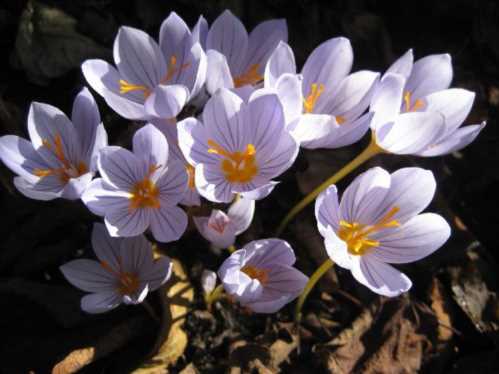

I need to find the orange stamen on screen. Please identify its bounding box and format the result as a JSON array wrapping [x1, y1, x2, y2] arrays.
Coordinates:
[[241, 265, 269, 284], [233, 64, 263, 88], [303, 83, 325, 113], [128, 164, 161, 211], [403, 91, 425, 112]]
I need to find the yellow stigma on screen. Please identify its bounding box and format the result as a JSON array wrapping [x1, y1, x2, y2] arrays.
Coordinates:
[[403, 91, 425, 112], [161, 55, 191, 84], [207, 139, 258, 184], [233, 64, 263, 88], [185, 164, 195, 190], [34, 134, 88, 183], [241, 265, 269, 285], [303, 83, 325, 113], [100, 260, 140, 295], [119, 80, 151, 99], [129, 164, 161, 211], [336, 115, 346, 125], [338, 206, 400, 255]]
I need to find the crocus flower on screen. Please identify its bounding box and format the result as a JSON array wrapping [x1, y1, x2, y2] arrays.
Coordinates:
[[315, 167, 451, 297], [178, 88, 299, 203], [82, 124, 188, 242], [370, 50, 485, 156], [205, 10, 287, 97], [82, 12, 206, 121], [0, 88, 107, 200], [60, 223, 172, 314], [201, 269, 217, 295], [151, 119, 200, 206], [264, 39, 379, 149], [218, 239, 308, 313], [194, 195, 255, 248]]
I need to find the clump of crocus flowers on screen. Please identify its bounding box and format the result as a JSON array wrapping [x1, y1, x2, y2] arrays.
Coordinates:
[[0, 9, 485, 328]]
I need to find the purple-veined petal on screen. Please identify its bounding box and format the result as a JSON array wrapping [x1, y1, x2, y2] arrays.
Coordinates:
[[156, 159, 188, 207], [13, 177, 60, 201], [257, 129, 299, 181], [205, 49, 234, 94], [385, 49, 413, 80], [245, 239, 296, 268], [98, 146, 142, 190], [113, 26, 166, 88], [91, 222, 123, 272], [81, 178, 131, 216], [417, 122, 486, 156], [184, 43, 207, 98], [194, 210, 237, 248], [105, 202, 151, 238], [405, 53, 453, 99], [239, 181, 279, 200], [120, 234, 152, 274], [315, 185, 341, 236], [369, 213, 450, 264], [60, 259, 117, 293], [264, 41, 296, 88], [324, 227, 353, 270], [122, 283, 149, 304], [370, 73, 405, 130], [228, 195, 255, 234], [339, 167, 391, 225], [351, 256, 412, 297], [132, 123, 169, 175], [81, 291, 122, 314], [149, 205, 188, 242], [206, 9, 248, 75], [195, 163, 234, 203], [375, 111, 446, 154], [192, 15, 208, 48], [60, 172, 93, 200], [159, 12, 191, 68], [274, 73, 303, 125], [141, 256, 172, 291], [301, 37, 353, 112], [177, 117, 219, 166], [144, 84, 189, 119]]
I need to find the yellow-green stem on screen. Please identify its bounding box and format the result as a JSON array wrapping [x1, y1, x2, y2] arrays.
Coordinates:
[[205, 284, 225, 308], [228, 245, 237, 253], [295, 258, 334, 324], [276, 138, 382, 236]]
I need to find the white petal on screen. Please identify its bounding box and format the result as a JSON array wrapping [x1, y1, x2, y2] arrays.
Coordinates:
[[132, 123, 169, 174], [406, 54, 453, 99], [385, 49, 413, 80], [264, 41, 296, 88], [324, 227, 353, 270], [275, 73, 303, 124], [228, 196, 255, 234], [60, 172, 93, 200], [81, 178, 131, 216], [144, 84, 189, 119], [315, 185, 341, 236], [370, 73, 405, 130], [205, 49, 234, 94]]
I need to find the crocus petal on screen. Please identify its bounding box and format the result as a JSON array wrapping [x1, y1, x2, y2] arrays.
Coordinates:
[[315, 185, 341, 236], [351, 257, 412, 297], [159, 12, 191, 67], [98, 146, 142, 190], [375, 111, 446, 155], [206, 10, 248, 74], [195, 163, 234, 203], [417, 122, 486, 157], [105, 203, 151, 238], [123, 283, 149, 305], [257, 130, 299, 181], [91, 222, 122, 272], [264, 41, 296, 88], [405, 54, 453, 99], [369, 213, 450, 264], [71, 87, 104, 168], [81, 291, 121, 314], [60, 259, 116, 293], [227, 196, 255, 234], [82, 59, 147, 120], [28, 102, 80, 168], [81, 178, 131, 216], [194, 211, 236, 248], [177, 117, 218, 166], [13, 177, 60, 201], [201, 269, 217, 294], [274, 73, 303, 124], [371, 167, 436, 224], [301, 37, 353, 111], [244, 19, 288, 75], [156, 159, 188, 207], [339, 167, 391, 225], [239, 181, 278, 201], [185, 43, 207, 98], [144, 84, 189, 119], [192, 15, 208, 47], [0, 135, 48, 183], [385, 49, 413, 80], [370, 73, 405, 130], [113, 26, 166, 88], [60, 172, 93, 200], [324, 227, 354, 270], [245, 239, 296, 268], [290, 113, 334, 147], [132, 124, 169, 174], [141, 256, 172, 291], [205, 49, 234, 94], [120, 234, 152, 274], [422, 88, 475, 136], [149, 205, 188, 242]]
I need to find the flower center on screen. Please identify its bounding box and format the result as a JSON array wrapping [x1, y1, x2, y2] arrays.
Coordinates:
[[303, 83, 325, 113], [129, 164, 161, 211], [338, 206, 400, 255], [233, 64, 263, 88], [119, 55, 190, 99], [100, 260, 140, 295], [33, 134, 88, 183], [403, 91, 425, 112], [241, 265, 269, 285], [207, 139, 258, 184]]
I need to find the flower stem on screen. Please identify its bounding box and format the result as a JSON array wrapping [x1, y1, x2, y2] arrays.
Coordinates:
[[276, 138, 382, 236], [295, 258, 334, 324], [228, 245, 236, 253], [205, 284, 225, 309]]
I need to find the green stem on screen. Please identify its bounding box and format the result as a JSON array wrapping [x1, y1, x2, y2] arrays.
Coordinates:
[[205, 284, 225, 309], [276, 139, 382, 236], [228, 245, 237, 253], [295, 258, 334, 324]]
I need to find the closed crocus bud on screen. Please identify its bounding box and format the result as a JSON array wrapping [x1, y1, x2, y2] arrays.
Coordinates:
[[201, 269, 217, 295]]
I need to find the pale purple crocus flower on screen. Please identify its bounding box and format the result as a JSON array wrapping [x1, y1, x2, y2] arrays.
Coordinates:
[[315, 167, 451, 297], [178, 88, 299, 203], [218, 239, 308, 313], [194, 195, 255, 249], [0, 88, 107, 200], [151, 119, 200, 206], [370, 50, 485, 156], [81, 124, 188, 242], [264, 39, 379, 149], [205, 9, 287, 97], [82, 12, 207, 121], [60, 223, 172, 314]]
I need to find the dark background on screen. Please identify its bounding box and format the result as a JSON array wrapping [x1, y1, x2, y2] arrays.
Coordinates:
[[0, 0, 497, 373]]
